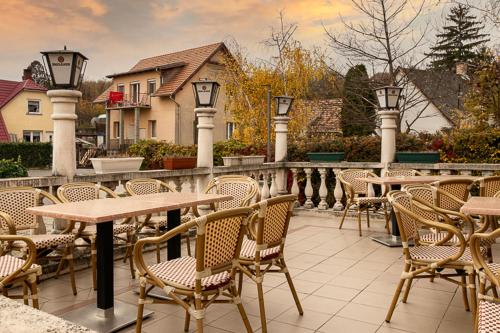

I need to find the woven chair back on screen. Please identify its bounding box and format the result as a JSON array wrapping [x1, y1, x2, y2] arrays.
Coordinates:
[[57, 182, 117, 203], [125, 178, 175, 196], [479, 176, 500, 198], [205, 175, 260, 210], [403, 185, 439, 222], [387, 191, 420, 242], [433, 179, 474, 212], [194, 207, 251, 274], [338, 169, 369, 196], [0, 187, 57, 231], [470, 229, 500, 289], [385, 169, 422, 177], [254, 195, 296, 247]]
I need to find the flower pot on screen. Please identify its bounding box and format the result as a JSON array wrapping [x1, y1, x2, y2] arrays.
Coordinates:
[[240, 155, 265, 165], [222, 156, 241, 167], [307, 152, 345, 162], [396, 152, 440, 163], [90, 157, 144, 174], [163, 157, 197, 170]]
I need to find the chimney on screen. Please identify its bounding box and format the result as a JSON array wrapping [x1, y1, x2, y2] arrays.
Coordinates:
[[455, 62, 468, 76], [22, 67, 32, 81]]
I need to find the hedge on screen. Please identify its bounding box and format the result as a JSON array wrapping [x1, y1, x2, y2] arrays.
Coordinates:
[[0, 157, 28, 178], [0, 142, 52, 168]]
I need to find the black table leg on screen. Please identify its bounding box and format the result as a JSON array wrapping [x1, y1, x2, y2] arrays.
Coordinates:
[[96, 221, 114, 313], [167, 209, 181, 260]]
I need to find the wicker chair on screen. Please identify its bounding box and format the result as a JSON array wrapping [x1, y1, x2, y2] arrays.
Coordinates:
[[238, 194, 303, 333], [134, 207, 254, 333], [432, 178, 476, 212], [193, 175, 261, 217], [385, 190, 479, 322], [470, 229, 500, 333], [125, 178, 192, 260], [338, 169, 390, 236], [0, 187, 77, 295], [57, 182, 135, 290], [0, 235, 41, 308], [479, 176, 500, 230], [385, 169, 423, 177]]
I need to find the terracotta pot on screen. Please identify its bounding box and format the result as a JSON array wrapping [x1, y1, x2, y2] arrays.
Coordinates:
[[163, 157, 197, 170]]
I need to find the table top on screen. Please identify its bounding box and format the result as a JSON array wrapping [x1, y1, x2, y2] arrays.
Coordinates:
[[0, 295, 96, 333], [460, 197, 500, 216], [356, 175, 479, 186], [27, 192, 232, 223]]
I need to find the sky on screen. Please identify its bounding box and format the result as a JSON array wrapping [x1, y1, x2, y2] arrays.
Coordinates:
[[0, 0, 498, 81]]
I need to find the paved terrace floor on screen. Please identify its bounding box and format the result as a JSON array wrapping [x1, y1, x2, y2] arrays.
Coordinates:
[[31, 214, 483, 333]]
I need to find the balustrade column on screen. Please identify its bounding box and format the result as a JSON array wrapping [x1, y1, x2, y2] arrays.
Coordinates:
[[333, 169, 344, 211], [290, 168, 300, 207], [439, 169, 451, 175], [270, 171, 278, 197], [318, 168, 328, 210], [261, 172, 270, 199], [304, 168, 314, 209]]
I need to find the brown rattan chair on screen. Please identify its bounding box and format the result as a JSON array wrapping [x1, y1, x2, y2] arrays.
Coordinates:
[[432, 178, 476, 212], [385, 169, 423, 177], [0, 235, 41, 308], [0, 187, 77, 295], [57, 182, 135, 290], [125, 178, 192, 260], [385, 190, 479, 322], [238, 194, 303, 333], [134, 207, 254, 333], [470, 229, 500, 333], [479, 176, 500, 230], [338, 169, 390, 236], [193, 175, 261, 217]]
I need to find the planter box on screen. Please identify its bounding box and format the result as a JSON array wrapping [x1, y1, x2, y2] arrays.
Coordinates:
[[90, 157, 144, 174], [222, 156, 266, 167], [163, 157, 197, 170], [396, 152, 440, 163], [307, 152, 345, 162]]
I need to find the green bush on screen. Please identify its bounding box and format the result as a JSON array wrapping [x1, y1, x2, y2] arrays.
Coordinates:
[[344, 136, 381, 162], [440, 127, 500, 163], [0, 142, 52, 168], [0, 157, 28, 178]]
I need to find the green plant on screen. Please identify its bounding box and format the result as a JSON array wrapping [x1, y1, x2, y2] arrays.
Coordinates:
[[0, 142, 52, 168], [306, 137, 344, 152], [440, 127, 500, 163], [0, 157, 28, 178]]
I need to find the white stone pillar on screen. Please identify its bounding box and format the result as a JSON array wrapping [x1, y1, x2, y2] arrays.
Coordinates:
[[378, 109, 399, 168], [196, 107, 216, 193], [274, 116, 290, 195], [48, 90, 81, 181]]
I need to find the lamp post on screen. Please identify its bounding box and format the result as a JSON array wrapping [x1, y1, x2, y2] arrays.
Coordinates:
[[274, 95, 293, 195], [192, 79, 220, 192], [41, 47, 87, 180], [375, 86, 402, 168]]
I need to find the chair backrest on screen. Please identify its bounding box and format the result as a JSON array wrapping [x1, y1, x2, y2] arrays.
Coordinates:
[[387, 191, 420, 243], [402, 184, 440, 222], [252, 194, 296, 254], [338, 169, 371, 196], [194, 207, 252, 280], [479, 176, 500, 198], [385, 169, 422, 177], [57, 182, 117, 203], [125, 178, 176, 196], [432, 178, 474, 212], [470, 229, 500, 289], [0, 187, 59, 231], [205, 175, 260, 210]]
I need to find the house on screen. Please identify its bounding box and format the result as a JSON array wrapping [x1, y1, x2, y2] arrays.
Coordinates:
[[94, 42, 232, 149], [0, 69, 52, 142], [306, 99, 342, 137]]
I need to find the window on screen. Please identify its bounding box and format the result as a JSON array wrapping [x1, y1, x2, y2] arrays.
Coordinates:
[[226, 122, 235, 139], [23, 130, 41, 142], [148, 120, 157, 138], [27, 100, 41, 114], [113, 122, 120, 138], [130, 82, 140, 103], [117, 84, 125, 93], [147, 80, 156, 95], [45, 131, 53, 142]]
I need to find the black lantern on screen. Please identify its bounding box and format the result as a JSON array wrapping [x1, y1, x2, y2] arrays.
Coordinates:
[[274, 95, 294, 116], [375, 86, 402, 109], [41, 46, 88, 89], [192, 80, 220, 108]]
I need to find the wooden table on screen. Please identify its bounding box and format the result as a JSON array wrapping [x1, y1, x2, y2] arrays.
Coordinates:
[[27, 192, 231, 333], [460, 197, 500, 216]]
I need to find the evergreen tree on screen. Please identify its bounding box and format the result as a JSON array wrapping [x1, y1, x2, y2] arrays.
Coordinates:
[[427, 4, 490, 70], [341, 64, 376, 136]]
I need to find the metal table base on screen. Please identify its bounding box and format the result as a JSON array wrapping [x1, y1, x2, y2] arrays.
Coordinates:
[[370, 234, 402, 247]]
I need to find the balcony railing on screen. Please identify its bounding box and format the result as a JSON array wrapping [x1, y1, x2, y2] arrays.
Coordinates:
[[106, 93, 151, 109]]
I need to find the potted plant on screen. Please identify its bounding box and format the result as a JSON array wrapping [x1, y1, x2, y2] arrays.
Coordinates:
[[90, 155, 144, 174], [395, 134, 441, 163], [306, 138, 345, 162], [163, 154, 197, 170]]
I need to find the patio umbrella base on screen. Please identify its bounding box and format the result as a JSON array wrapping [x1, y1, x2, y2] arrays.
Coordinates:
[[370, 234, 402, 247], [61, 300, 153, 333]]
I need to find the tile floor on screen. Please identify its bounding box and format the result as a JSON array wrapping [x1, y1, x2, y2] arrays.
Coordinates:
[[32, 214, 483, 333]]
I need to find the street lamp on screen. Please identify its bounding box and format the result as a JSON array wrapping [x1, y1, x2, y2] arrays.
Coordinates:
[[375, 86, 402, 109], [192, 80, 220, 108], [274, 95, 294, 116], [41, 46, 88, 89]]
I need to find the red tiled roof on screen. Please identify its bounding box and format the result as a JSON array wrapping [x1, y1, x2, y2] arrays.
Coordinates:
[[307, 99, 343, 135], [0, 79, 47, 142]]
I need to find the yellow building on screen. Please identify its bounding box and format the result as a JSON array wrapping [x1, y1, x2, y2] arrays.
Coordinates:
[[94, 42, 234, 149], [0, 72, 53, 142]]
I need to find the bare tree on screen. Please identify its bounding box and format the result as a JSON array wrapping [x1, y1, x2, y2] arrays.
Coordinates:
[[451, 0, 500, 26]]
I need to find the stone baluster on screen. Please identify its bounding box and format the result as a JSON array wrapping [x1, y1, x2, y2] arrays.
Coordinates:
[[333, 169, 344, 211], [318, 168, 329, 210], [290, 168, 300, 207], [461, 170, 472, 176], [420, 169, 431, 175], [269, 170, 278, 197], [482, 171, 493, 177], [261, 172, 270, 200], [439, 169, 451, 175], [173, 177, 183, 193], [189, 176, 196, 193], [304, 168, 314, 209]]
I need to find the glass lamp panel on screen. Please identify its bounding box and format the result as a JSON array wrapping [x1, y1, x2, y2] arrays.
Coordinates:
[[47, 52, 73, 86], [376, 88, 387, 109], [277, 97, 291, 115], [210, 83, 220, 107], [387, 88, 401, 108], [73, 54, 85, 87], [195, 82, 213, 106]]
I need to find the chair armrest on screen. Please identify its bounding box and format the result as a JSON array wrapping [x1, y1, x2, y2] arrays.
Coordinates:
[[0, 235, 37, 288], [470, 229, 500, 288], [246, 211, 259, 240], [0, 212, 16, 235]]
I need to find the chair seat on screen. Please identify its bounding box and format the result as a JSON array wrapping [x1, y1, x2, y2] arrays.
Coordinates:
[[354, 196, 388, 204], [420, 231, 495, 247], [0, 254, 41, 278], [239, 238, 280, 261], [149, 256, 230, 290], [77, 224, 134, 236], [409, 245, 483, 264], [486, 263, 500, 279], [13, 233, 75, 250], [478, 299, 500, 333]]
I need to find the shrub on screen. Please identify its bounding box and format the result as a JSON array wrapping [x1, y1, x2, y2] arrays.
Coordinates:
[[440, 127, 500, 163], [0, 157, 28, 178], [344, 136, 381, 162], [0, 142, 52, 168]]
